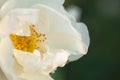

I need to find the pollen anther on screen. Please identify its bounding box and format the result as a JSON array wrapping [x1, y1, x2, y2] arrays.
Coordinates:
[[10, 24, 47, 54]]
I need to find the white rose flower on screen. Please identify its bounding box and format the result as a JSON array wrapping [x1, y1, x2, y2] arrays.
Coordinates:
[[0, 0, 90, 80]]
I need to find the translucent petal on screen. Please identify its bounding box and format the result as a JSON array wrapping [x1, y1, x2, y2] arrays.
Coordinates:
[[68, 23, 90, 61], [75, 23, 90, 47]]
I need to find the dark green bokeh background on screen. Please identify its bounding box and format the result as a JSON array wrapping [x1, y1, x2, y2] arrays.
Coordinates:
[[53, 0, 120, 80]]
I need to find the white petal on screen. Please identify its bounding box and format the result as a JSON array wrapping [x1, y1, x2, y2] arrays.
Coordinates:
[[0, 0, 65, 18], [51, 49, 70, 67], [33, 4, 79, 36], [0, 37, 13, 76], [14, 50, 41, 73], [14, 50, 53, 80], [0, 13, 19, 35], [39, 49, 70, 74], [68, 23, 90, 61], [75, 23, 90, 47], [0, 8, 48, 36], [0, 37, 21, 80], [33, 4, 89, 61]]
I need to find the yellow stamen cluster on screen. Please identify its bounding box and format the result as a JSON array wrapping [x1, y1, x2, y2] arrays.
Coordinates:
[[10, 24, 47, 54]]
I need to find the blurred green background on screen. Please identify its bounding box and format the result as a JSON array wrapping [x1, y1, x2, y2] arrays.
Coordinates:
[[52, 0, 120, 80]]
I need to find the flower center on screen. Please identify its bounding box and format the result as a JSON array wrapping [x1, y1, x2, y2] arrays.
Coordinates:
[[10, 24, 47, 54]]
